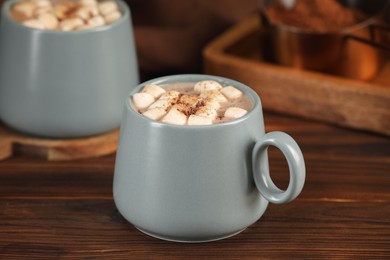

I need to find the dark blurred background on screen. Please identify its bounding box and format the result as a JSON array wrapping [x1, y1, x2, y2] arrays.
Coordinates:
[[125, 0, 258, 80]]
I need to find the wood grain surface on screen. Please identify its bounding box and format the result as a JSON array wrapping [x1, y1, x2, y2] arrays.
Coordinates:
[[0, 112, 389, 259], [204, 16, 390, 136]]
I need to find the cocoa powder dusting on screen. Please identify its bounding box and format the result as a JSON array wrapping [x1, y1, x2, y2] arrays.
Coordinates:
[[177, 94, 203, 116], [264, 0, 367, 32]]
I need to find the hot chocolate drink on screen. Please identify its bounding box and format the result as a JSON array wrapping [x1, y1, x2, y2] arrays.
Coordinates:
[[131, 80, 252, 125]]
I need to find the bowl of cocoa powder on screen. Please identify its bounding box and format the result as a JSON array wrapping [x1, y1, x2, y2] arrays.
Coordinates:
[[260, 0, 390, 80]]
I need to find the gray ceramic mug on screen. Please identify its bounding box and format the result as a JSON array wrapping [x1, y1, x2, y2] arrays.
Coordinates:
[[0, 0, 139, 138], [113, 74, 305, 242]]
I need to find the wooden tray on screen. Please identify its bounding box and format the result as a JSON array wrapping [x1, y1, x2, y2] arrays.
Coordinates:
[[204, 16, 390, 136], [0, 123, 119, 161]]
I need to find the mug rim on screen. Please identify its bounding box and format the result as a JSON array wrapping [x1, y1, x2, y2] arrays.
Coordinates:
[[1, 0, 130, 34], [125, 74, 262, 129]]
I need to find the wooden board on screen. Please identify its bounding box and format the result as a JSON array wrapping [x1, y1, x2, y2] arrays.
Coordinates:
[[203, 16, 390, 136], [0, 123, 119, 161]]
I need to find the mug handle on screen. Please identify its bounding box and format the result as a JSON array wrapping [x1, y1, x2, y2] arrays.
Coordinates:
[[252, 131, 305, 204]]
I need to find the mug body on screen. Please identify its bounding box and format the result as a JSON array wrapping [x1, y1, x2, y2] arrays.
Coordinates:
[[0, 0, 139, 138], [113, 74, 269, 242]]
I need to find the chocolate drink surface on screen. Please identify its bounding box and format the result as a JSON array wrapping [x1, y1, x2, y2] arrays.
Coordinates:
[[131, 80, 253, 126]]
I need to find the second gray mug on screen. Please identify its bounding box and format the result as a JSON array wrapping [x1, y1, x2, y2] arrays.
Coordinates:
[[0, 0, 139, 138]]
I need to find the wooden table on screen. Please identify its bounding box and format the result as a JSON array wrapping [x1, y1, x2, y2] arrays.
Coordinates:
[[0, 112, 389, 259]]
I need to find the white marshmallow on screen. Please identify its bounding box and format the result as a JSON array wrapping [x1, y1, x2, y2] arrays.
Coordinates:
[[32, 0, 52, 8], [104, 10, 121, 24], [74, 9, 89, 21], [132, 93, 155, 111], [198, 90, 227, 113], [88, 6, 100, 17], [195, 106, 217, 120], [148, 91, 180, 110], [60, 17, 84, 31], [204, 98, 220, 110], [79, 0, 98, 7], [74, 6, 98, 20], [142, 84, 166, 99], [224, 107, 248, 120], [178, 94, 201, 109], [194, 80, 222, 94], [148, 99, 171, 110], [142, 108, 166, 121], [159, 90, 180, 100], [53, 2, 75, 20], [220, 86, 242, 100], [187, 115, 213, 126], [53, 10, 66, 20], [13, 0, 119, 31], [98, 1, 118, 16], [87, 15, 105, 28], [201, 90, 228, 103], [37, 13, 58, 30], [23, 19, 45, 29], [162, 106, 187, 125], [34, 6, 53, 16], [13, 2, 36, 18]]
